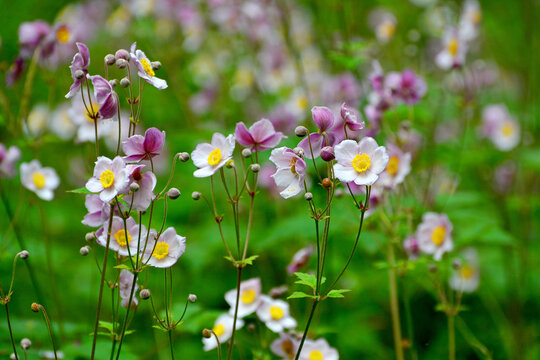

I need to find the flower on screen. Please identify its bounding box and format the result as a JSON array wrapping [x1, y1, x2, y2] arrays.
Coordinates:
[[191, 133, 235, 177], [403, 235, 420, 260], [202, 314, 244, 351], [86, 156, 129, 202], [122, 127, 166, 161], [481, 104, 520, 151], [270, 332, 298, 359], [435, 28, 467, 70], [0, 144, 21, 178], [144, 227, 186, 268], [49, 103, 76, 140], [333, 137, 389, 186], [256, 295, 297, 333], [459, 0, 482, 42], [5, 57, 25, 87], [378, 143, 411, 189], [298, 338, 339, 360], [87, 74, 118, 119], [123, 165, 157, 211], [235, 118, 285, 151], [130, 42, 168, 89], [449, 248, 479, 293], [369, 9, 397, 44], [96, 216, 146, 256], [340, 103, 365, 132], [287, 245, 314, 274], [384, 69, 427, 105], [416, 212, 453, 261], [224, 277, 262, 318], [298, 106, 336, 159], [82, 194, 112, 227], [18, 20, 51, 58], [69, 96, 113, 143], [269, 147, 306, 199], [65, 42, 90, 98], [119, 269, 139, 310], [20, 160, 60, 201]]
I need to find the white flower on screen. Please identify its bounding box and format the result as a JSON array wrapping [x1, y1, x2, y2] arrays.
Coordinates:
[[269, 147, 307, 199], [298, 338, 339, 360], [86, 156, 129, 202], [25, 104, 49, 137], [20, 160, 60, 201], [119, 269, 139, 309], [49, 103, 76, 140], [459, 0, 482, 42], [416, 212, 453, 261], [130, 42, 168, 90], [378, 143, 411, 189], [96, 216, 146, 256], [224, 277, 262, 318], [191, 133, 235, 177], [435, 28, 467, 70], [449, 248, 480, 293], [144, 227, 186, 268], [202, 313, 244, 351], [270, 332, 299, 359], [256, 295, 297, 333], [481, 104, 520, 151], [333, 137, 389, 186]]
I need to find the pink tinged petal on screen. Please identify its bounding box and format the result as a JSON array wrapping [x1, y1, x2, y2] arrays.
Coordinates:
[[272, 168, 298, 187], [353, 171, 379, 186], [191, 143, 215, 167], [76, 42, 90, 66], [249, 119, 275, 143], [99, 93, 118, 119], [298, 133, 324, 159], [86, 177, 104, 193], [87, 75, 112, 103], [333, 164, 358, 182], [311, 106, 334, 131], [369, 146, 390, 175], [269, 147, 291, 168], [143, 128, 165, 153], [122, 135, 145, 160], [147, 76, 168, 90], [257, 132, 285, 150], [357, 137, 379, 154], [235, 122, 255, 147], [334, 139, 359, 164]]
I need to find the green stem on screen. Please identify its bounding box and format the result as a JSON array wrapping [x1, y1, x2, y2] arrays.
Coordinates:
[[226, 266, 243, 360], [5, 303, 19, 360], [388, 241, 404, 360], [448, 315, 456, 360], [115, 272, 139, 360], [294, 300, 319, 360], [168, 330, 176, 360]]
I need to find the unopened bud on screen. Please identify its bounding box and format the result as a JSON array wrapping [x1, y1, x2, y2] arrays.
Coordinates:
[[105, 54, 116, 65], [151, 61, 161, 70], [304, 192, 313, 201], [130, 182, 140, 192], [109, 79, 118, 87], [188, 294, 197, 303], [241, 148, 252, 158], [140, 289, 151, 300], [116, 58, 128, 69], [115, 49, 130, 61], [85, 232, 95, 242], [178, 152, 190, 162], [452, 259, 462, 270], [293, 147, 304, 157], [250, 164, 260, 173], [269, 285, 288, 298], [80, 246, 90, 256], [322, 178, 333, 190], [247, 323, 256, 332], [334, 188, 344, 198], [167, 188, 181, 199], [192, 191, 201, 200], [10, 353, 16, 360], [320, 146, 335, 162], [20, 338, 32, 350], [31, 303, 40, 312], [120, 77, 130, 88], [295, 126, 308, 137], [202, 329, 212, 338], [18, 250, 29, 259], [74, 69, 85, 79]]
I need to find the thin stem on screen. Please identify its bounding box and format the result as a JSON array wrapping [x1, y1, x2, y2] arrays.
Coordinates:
[[388, 240, 405, 360], [37, 304, 58, 360], [211, 330, 223, 360], [115, 272, 139, 360], [5, 304, 19, 360], [448, 315, 456, 360], [168, 330, 176, 360], [294, 300, 319, 360], [226, 266, 243, 360]]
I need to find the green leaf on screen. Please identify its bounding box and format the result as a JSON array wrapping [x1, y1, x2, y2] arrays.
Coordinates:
[[114, 264, 133, 271], [287, 291, 317, 300], [98, 321, 114, 332], [294, 272, 317, 290], [68, 187, 94, 194], [242, 255, 259, 265], [326, 289, 351, 298]]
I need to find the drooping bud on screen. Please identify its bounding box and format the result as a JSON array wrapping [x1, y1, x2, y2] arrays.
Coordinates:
[[304, 192, 313, 201], [167, 188, 181, 199], [241, 148, 252, 158], [188, 294, 197, 303], [452, 259, 462, 270], [31, 303, 39, 312], [225, 159, 235, 169], [293, 147, 304, 157], [295, 126, 308, 137], [322, 178, 333, 190], [80, 246, 90, 256], [140, 289, 151, 300], [115, 49, 130, 61], [269, 285, 288, 298], [202, 329, 212, 338], [116, 59, 128, 69], [18, 250, 29, 259], [192, 191, 201, 200], [130, 182, 140, 192], [250, 164, 260, 173], [109, 79, 118, 87], [74, 69, 85, 79], [120, 77, 130, 88], [151, 61, 161, 70], [105, 54, 116, 66], [20, 338, 32, 350], [320, 146, 335, 162], [85, 232, 95, 242], [178, 152, 190, 162]]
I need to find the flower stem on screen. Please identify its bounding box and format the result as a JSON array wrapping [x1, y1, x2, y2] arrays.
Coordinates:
[[115, 271, 139, 360], [294, 300, 319, 360], [388, 241, 404, 360], [36, 304, 58, 360], [5, 303, 19, 360], [448, 315, 456, 360], [168, 330, 176, 360], [226, 266, 243, 360]]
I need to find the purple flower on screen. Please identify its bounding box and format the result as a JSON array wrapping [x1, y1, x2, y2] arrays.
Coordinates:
[[269, 147, 306, 199], [124, 165, 157, 211], [0, 144, 21, 178], [65, 42, 90, 99], [122, 127, 166, 162], [86, 156, 129, 202], [18, 20, 51, 59], [340, 103, 365, 132], [119, 269, 139, 310], [287, 245, 314, 274], [235, 118, 285, 151], [82, 194, 112, 227], [130, 42, 167, 90], [5, 57, 25, 87], [87, 74, 118, 119], [385, 69, 427, 105], [403, 236, 420, 260], [298, 106, 336, 159]]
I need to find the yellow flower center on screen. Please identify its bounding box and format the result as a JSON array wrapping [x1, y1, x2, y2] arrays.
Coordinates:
[[309, 350, 324, 360], [380, 21, 395, 38], [386, 156, 399, 176], [153, 241, 170, 260], [270, 305, 284, 320], [459, 265, 475, 280], [241, 289, 256, 304], [56, 27, 70, 43], [290, 157, 298, 175], [99, 169, 115, 188], [281, 340, 294, 356], [431, 226, 446, 246], [212, 323, 225, 337], [351, 153, 371, 173], [140, 58, 155, 77], [501, 122, 514, 137], [114, 229, 132, 247], [85, 103, 100, 123], [448, 38, 459, 57], [33, 173, 46, 189], [207, 148, 222, 166], [296, 96, 308, 111], [472, 10, 482, 24]]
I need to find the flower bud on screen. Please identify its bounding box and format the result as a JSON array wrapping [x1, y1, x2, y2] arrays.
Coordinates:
[[293, 147, 304, 157], [140, 289, 151, 300], [105, 54, 116, 65], [269, 285, 288, 298], [192, 191, 201, 200], [151, 61, 161, 70], [250, 164, 260, 173], [130, 182, 140, 192], [295, 126, 308, 137], [225, 159, 235, 168], [85, 232, 95, 242], [109, 79, 118, 87], [241, 148, 252, 158], [322, 178, 333, 190], [320, 146, 335, 162], [188, 294, 197, 303], [452, 259, 462, 270], [178, 152, 190, 162], [80, 246, 90, 256], [31, 303, 40, 312], [167, 188, 181, 200], [74, 69, 85, 79], [120, 77, 130, 88], [116, 58, 128, 69], [202, 329, 212, 338], [115, 49, 130, 61], [18, 250, 29, 259], [20, 338, 32, 350], [304, 192, 313, 201], [10, 353, 17, 360], [334, 188, 344, 198]]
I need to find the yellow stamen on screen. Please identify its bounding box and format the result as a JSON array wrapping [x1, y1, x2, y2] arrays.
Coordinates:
[[380, 21, 395, 38], [386, 156, 399, 176], [207, 148, 222, 166], [501, 122, 514, 137], [140, 58, 155, 77], [289, 157, 298, 175], [56, 27, 70, 44], [212, 323, 225, 337], [296, 96, 308, 111], [309, 350, 324, 360], [241, 289, 256, 304], [281, 340, 294, 356], [99, 169, 115, 188], [153, 241, 170, 260], [33, 173, 46, 189], [270, 305, 284, 320], [431, 226, 446, 246], [459, 265, 475, 280], [85, 103, 100, 123], [351, 153, 371, 173], [114, 229, 132, 247], [472, 10, 482, 24], [448, 38, 459, 57]]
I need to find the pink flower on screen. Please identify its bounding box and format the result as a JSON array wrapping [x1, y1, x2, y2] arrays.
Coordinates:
[[269, 147, 306, 199], [416, 213, 453, 261], [287, 245, 314, 274], [5, 57, 25, 87], [18, 20, 51, 58], [123, 165, 157, 211], [0, 144, 21, 178], [340, 103, 365, 132], [403, 235, 420, 260], [86, 156, 129, 202], [65, 42, 90, 98], [298, 106, 336, 159], [143, 228, 186, 268], [82, 194, 112, 227], [87, 75, 118, 119], [235, 119, 285, 151], [119, 269, 139, 310], [384, 69, 427, 105], [122, 127, 166, 162]]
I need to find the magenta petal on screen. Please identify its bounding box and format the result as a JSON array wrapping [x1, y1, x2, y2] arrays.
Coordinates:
[[311, 106, 334, 131], [99, 94, 118, 119], [249, 119, 274, 143], [76, 42, 90, 67], [298, 133, 324, 159], [122, 135, 145, 158], [88, 75, 112, 103], [235, 122, 255, 147], [143, 128, 165, 153]]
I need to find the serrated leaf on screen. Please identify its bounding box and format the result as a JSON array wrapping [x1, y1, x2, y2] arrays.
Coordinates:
[[98, 321, 114, 332], [287, 291, 317, 300], [68, 187, 93, 194], [294, 272, 317, 289], [114, 264, 133, 271], [326, 289, 351, 298], [242, 255, 259, 265]]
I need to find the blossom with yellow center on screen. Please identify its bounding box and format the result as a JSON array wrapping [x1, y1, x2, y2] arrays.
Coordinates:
[[153, 241, 170, 260], [270, 305, 284, 320], [56, 27, 70, 43], [351, 153, 371, 173], [448, 38, 459, 57], [100, 169, 115, 188], [241, 289, 256, 304], [207, 148, 222, 166], [114, 229, 132, 247], [33, 173, 46, 189], [309, 350, 324, 360], [501, 122, 515, 137], [289, 157, 298, 175], [85, 103, 100, 123], [140, 58, 155, 77], [431, 226, 446, 246], [459, 265, 475, 280], [212, 323, 225, 337], [386, 156, 399, 176], [380, 21, 395, 38]]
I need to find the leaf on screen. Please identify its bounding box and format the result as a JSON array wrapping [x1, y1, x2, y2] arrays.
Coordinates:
[[242, 255, 259, 265], [326, 289, 351, 298], [287, 291, 317, 300], [68, 187, 93, 194], [294, 272, 317, 290], [114, 264, 133, 271], [98, 321, 114, 332]]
